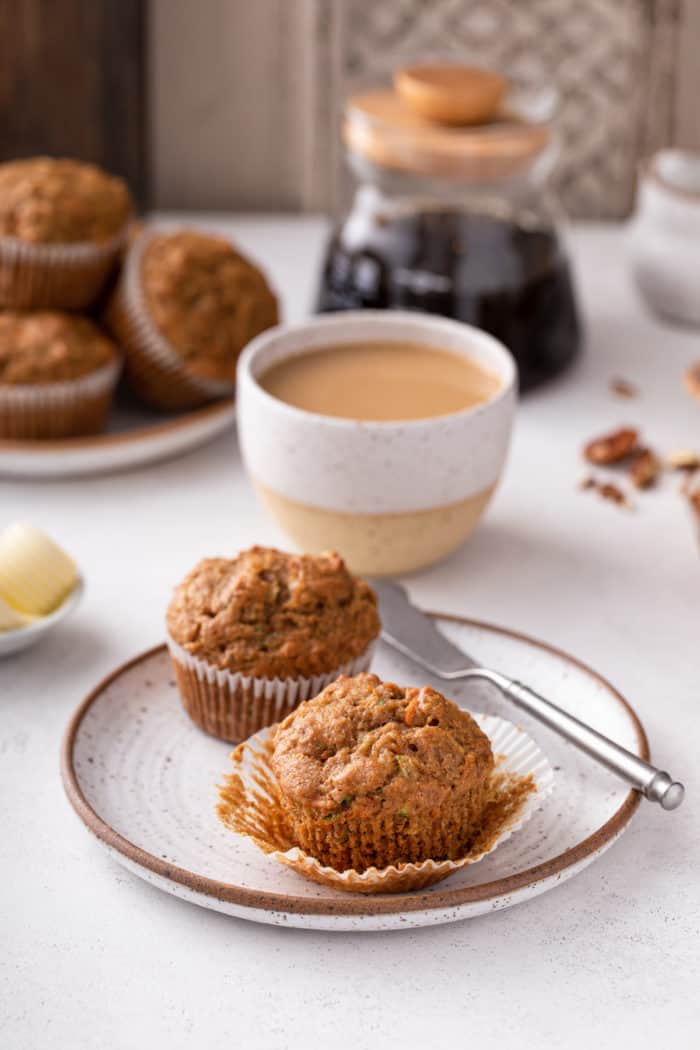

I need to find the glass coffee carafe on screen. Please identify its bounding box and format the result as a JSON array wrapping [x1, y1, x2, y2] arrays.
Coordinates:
[[317, 74, 581, 390]]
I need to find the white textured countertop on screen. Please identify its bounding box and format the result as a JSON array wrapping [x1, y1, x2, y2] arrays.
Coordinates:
[[2, 218, 699, 1049]]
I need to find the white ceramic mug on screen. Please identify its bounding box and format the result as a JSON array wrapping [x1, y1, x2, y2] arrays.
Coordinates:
[[630, 149, 700, 327], [237, 311, 516, 575]]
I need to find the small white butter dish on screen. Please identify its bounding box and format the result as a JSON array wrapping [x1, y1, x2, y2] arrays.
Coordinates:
[[0, 576, 84, 657]]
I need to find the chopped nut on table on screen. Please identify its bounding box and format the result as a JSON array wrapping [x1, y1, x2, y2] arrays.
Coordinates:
[[584, 427, 639, 465], [597, 482, 632, 508], [579, 475, 633, 509], [628, 448, 662, 489], [684, 361, 700, 403], [688, 486, 700, 523], [667, 449, 700, 472], [609, 377, 638, 399]]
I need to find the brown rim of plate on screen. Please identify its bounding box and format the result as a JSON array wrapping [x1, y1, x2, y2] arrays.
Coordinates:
[[60, 615, 649, 918], [0, 397, 235, 453]]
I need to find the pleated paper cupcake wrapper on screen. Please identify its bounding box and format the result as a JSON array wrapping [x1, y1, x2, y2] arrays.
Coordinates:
[[0, 229, 127, 310], [0, 359, 121, 439], [107, 229, 235, 411], [168, 633, 376, 744], [217, 712, 555, 895]]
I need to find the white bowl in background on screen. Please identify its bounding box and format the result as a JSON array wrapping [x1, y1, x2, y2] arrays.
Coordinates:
[[630, 148, 700, 327]]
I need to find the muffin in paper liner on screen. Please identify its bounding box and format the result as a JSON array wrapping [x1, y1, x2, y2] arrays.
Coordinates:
[[167, 633, 376, 744], [217, 713, 554, 894], [0, 358, 121, 439], [0, 231, 128, 311], [105, 230, 238, 412]]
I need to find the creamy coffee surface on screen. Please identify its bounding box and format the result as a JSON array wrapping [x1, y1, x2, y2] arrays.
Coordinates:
[[259, 341, 501, 421]]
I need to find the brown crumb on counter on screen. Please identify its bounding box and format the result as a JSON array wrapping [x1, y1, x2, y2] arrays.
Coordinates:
[[610, 377, 638, 399], [688, 486, 700, 524], [680, 473, 699, 496], [584, 427, 639, 465], [628, 447, 662, 489], [668, 449, 700, 472], [579, 475, 633, 509], [598, 482, 633, 508], [684, 362, 700, 403]]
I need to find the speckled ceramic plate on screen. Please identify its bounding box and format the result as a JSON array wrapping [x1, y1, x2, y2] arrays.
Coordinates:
[[0, 396, 235, 478], [61, 615, 648, 931]]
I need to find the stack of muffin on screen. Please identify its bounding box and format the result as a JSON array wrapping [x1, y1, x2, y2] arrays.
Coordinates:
[[0, 157, 278, 439]]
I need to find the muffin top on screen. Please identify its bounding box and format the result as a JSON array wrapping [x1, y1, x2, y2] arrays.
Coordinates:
[[271, 673, 494, 821], [0, 158, 132, 244], [166, 547, 379, 678], [139, 231, 278, 384], [0, 311, 118, 384]]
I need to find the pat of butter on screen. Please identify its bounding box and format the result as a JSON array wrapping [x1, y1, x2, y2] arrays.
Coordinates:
[[0, 523, 78, 617]]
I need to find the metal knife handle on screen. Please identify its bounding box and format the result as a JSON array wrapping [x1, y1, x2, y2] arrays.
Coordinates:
[[466, 669, 685, 810]]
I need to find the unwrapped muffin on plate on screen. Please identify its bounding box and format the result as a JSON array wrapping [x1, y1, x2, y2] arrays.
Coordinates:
[[218, 672, 554, 894]]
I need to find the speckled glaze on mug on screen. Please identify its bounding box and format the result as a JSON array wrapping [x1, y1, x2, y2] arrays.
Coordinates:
[[237, 312, 516, 574]]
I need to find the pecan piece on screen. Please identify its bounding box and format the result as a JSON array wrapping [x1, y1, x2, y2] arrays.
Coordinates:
[[598, 482, 632, 508], [609, 377, 638, 399], [688, 485, 700, 523], [667, 449, 700, 472], [580, 475, 633, 508], [684, 361, 700, 403], [584, 427, 638, 465], [628, 447, 661, 489]]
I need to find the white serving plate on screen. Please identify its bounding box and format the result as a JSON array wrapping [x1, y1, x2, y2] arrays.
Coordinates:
[[61, 614, 647, 932], [0, 395, 235, 478], [0, 577, 84, 657]]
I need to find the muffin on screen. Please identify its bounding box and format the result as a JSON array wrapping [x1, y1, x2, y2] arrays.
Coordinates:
[[166, 547, 380, 742], [271, 673, 495, 872], [0, 310, 121, 439], [0, 157, 132, 310], [105, 228, 278, 411]]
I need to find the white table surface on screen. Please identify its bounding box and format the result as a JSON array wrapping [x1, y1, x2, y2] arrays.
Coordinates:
[[2, 217, 699, 1050]]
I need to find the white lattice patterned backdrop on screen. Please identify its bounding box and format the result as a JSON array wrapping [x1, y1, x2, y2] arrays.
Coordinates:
[[315, 0, 681, 218]]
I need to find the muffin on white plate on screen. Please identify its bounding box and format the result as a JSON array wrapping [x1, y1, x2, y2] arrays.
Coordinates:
[[166, 546, 380, 743]]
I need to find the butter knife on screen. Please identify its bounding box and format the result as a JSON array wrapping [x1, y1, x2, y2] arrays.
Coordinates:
[[371, 579, 684, 810]]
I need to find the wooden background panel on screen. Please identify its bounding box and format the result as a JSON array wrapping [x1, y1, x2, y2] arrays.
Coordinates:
[[149, 0, 316, 211], [1, 0, 698, 215], [0, 0, 146, 205]]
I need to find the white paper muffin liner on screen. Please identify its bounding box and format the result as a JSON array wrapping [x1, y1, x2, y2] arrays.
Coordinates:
[[107, 229, 235, 410], [0, 358, 121, 439], [218, 712, 555, 894], [0, 229, 127, 310], [167, 632, 376, 743]]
